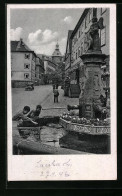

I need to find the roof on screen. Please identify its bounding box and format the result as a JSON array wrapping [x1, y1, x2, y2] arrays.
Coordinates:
[[52, 50, 62, 57], [37, 54, 44, 59], [70, 8, 90, 39], [11, 39, 34, 53], [37, 54, 52, 61], [45, 59, 57, 69]]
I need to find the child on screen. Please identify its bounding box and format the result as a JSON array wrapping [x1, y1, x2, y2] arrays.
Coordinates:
[[27, 105, 42, 121], [17, 105, 42, 127], [12, 106, 30, 121], [53, 89, 59, 103]]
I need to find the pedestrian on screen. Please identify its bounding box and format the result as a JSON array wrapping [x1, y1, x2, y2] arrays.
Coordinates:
[[12, 106, 30, 121], [53, 89, 59, 103], [53, 84, 55, 92], [56, 84, 58, 89]]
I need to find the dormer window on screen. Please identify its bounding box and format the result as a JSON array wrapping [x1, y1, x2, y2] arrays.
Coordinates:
[[25, 53, 30, 59]]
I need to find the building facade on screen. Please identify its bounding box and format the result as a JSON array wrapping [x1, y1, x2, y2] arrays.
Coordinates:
[[11, 39, 36, 88], [43, 60, 56, 84], [65, 30, 73, 76], [35, 56, 45, 85], [52, 42, 65, 84], [65, 8, 110, 97]]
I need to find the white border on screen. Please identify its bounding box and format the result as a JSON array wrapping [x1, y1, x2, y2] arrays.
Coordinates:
[[7, 4, 117, 181]]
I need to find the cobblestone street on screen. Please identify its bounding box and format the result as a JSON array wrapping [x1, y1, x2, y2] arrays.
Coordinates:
[[12, 85, 79, 117]]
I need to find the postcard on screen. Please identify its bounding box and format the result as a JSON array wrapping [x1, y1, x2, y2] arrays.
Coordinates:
[[7, 3, 117, 181]]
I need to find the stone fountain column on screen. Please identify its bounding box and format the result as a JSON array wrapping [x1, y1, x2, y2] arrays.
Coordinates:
[[79, 51, 106, 119], [79, 17, 107, 119]]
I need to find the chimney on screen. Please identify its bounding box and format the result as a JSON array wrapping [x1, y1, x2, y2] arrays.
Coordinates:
[[16, 38, 23, 50]]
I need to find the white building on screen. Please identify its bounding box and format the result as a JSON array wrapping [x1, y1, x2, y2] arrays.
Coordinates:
[[11, 39, 36, 87]]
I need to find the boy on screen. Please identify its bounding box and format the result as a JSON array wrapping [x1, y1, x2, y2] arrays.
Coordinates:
[[27, 105, 42, 121], [17, 105, 42, 127], [12, 106, 30, 121]]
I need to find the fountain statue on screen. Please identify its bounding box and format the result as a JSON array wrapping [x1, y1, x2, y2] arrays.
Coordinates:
[[87, 17, 104, 52]]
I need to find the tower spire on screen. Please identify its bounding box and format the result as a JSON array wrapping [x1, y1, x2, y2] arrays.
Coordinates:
[[52, 40, 62, 56], [56, 40, 59, 50]]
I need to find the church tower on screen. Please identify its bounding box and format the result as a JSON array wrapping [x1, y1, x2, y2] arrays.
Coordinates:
[[52, 42, 63, 65]]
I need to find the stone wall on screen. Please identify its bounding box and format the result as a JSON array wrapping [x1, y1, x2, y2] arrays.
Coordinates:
[[12, 80, 32, 88]]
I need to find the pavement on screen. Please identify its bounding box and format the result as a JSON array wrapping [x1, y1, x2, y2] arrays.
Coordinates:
[[12, 85, 79, 117]]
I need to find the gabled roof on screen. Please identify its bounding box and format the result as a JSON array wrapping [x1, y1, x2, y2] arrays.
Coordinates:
[[11, 39, 33, 52]]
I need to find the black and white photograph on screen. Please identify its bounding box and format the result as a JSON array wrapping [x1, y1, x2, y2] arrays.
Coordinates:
[[7, 4, 117, 181]]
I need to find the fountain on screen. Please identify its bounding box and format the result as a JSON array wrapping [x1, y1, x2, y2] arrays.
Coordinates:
[[60, 14, 110, 141]]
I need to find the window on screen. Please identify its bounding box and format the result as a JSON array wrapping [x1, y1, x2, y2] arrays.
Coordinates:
[[74, 35, 78, 45], [25, 53, 30, 59], [24, 73, 29, 79], [82, 19, 85, 31], [78, 47, 80, 57], [85, 13, 89, 28], [73, 40, 74, 47], [73, 52, 75, 61], [24, 64, 30, 69], [101, 27, 106, 46], [77, 32, 79, 39], [101, 8, 107, 15], [81, 43, 83, 55], [80, 24, 83, 35], [89, 9, 93, 21]]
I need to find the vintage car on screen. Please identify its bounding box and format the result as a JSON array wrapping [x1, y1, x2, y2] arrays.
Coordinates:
[[25, 83, 34, 91]]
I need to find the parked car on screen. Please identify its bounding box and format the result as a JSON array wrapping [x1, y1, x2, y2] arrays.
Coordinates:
[[25, 83, 34, 91]]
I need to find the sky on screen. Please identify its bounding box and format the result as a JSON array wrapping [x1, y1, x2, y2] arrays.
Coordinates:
[[10, 8, 84, 55]]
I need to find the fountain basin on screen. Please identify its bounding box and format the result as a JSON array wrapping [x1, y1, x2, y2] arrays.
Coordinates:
[[59, 118, 110, 135], [13, 116, 110, 154]]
